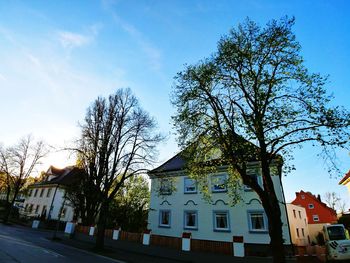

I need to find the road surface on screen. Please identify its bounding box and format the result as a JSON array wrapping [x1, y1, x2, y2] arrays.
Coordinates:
[[0, 223, 124, 263]]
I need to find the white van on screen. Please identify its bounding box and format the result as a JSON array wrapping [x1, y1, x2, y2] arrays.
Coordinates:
[[323, 224, 350, 262]]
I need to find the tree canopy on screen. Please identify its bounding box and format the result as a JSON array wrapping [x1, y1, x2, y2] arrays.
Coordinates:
[[74, 88, 163, 249], [172, 17, 350, 262]]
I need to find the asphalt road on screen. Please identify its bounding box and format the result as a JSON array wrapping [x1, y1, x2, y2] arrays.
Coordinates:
[[0, 224, 124, 263]]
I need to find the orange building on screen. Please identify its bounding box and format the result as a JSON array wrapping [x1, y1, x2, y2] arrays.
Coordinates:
[[291, 190, 337, 243]]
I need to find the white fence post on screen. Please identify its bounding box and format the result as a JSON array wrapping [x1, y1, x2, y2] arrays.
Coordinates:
[[233, 236, 244, 257], [143, 230, 151, 245], [32, 220, 40, 229], [64, 222, 75, 237], [182, 232, 191, 251], [112, 227, 121, 240], [89, 226, 95, 236]]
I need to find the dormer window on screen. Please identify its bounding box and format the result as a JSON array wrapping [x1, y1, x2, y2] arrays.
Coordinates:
[[211, 174, 227, 192], [159, 179, 172, 195], [184, 177, 197, 194], [244, 172, 263, 191]]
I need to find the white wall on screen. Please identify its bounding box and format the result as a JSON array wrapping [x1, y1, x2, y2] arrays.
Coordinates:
[[23, 185, 74, 222], [148, 170, 291, 245], [286, 203, 309, 246]]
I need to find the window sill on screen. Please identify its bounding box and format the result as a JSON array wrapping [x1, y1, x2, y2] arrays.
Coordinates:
[[158, 225, 171, 228], [249, 230, 268, 234], [184, 227, 198, 231], [213, 228, 231, 232], [212, 189, 227, 193]]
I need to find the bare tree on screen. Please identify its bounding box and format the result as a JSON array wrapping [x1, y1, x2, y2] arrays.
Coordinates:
[[0, 135, 47, 223], [74, 88, 163, 249], [323, 192, 346, 213]]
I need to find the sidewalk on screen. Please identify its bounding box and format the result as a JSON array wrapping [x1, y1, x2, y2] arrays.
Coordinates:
[[55, 232, 298, 263]]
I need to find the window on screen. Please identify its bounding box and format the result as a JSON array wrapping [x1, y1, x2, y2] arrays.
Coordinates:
[[29, 204, 33, 212], [25, 204, 28, 211], [313, 215, 319, 222], [298, 211, 301, 219], [35, 205, 40, 214], [244, 172, 263, 191], [211, 174, 227, 192], [39, 188, 45, 197], [184, 177, 197, 194], [301, 194, 305, 199], [296, 228, 300, 238], [302, 228, 305, 237], [308, 204, 314, 209], [248, 211, 268, 232], [213, 211, 230, 231], [159, 210, 171, 228], [159, 179, 172, 195], [42, 206, 47, 216], [28, 189, 32, 197], [34, 189, 38, 197], [184, 211, 198, 230], [293, 209, 296, 218], [47, 188, 52, 198]]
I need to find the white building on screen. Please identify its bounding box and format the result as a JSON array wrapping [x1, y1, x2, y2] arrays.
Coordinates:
[[23, 166, 81, 222], [286, 203, 310, 246], [147, 152, 291, 256]]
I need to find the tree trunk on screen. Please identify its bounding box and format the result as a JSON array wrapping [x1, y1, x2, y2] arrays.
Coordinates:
[[95, 201, 108, 250], [263, 194, 286, 263]]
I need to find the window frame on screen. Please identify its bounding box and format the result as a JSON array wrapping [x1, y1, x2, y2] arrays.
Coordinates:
[[35, 205, 40, 214], [244, 172, 263, 191], [211, 174, 227, 193], [184, 210, 198, 230], [159, 179, 172, 195], [184, 177, 197, 194], [159, 210, 171, 228], [247, 210, 268, 233], [46, 188, 52, 198], [213, 210, 230, 232]]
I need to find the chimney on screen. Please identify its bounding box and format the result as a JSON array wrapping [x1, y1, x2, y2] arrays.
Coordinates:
[[317, 194, 321, 202]]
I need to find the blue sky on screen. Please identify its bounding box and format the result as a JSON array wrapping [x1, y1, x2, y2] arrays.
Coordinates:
[[0, 0, 349, 207]]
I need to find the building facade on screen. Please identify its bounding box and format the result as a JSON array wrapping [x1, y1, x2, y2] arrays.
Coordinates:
[[339, 170, 350, 195], [147, 152, 291, 255], [291, 190, 337, 244], [286, 203, 310, 246], [23, 166, 81, 222]]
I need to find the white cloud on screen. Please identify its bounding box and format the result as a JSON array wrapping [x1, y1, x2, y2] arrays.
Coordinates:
[[58, 31, 91, 49]]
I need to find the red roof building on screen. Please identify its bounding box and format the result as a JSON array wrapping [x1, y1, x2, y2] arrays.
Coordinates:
[[292, 190, 337, 224], [291, 190, 337, 244]]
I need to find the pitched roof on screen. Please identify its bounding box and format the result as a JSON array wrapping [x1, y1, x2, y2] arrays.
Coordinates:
[[339, 170, 350, 185], [31, 166, 83, 187], [149, 133, 270, 176], [293, 190, 337, 216], [149, 152, 186, 174]]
